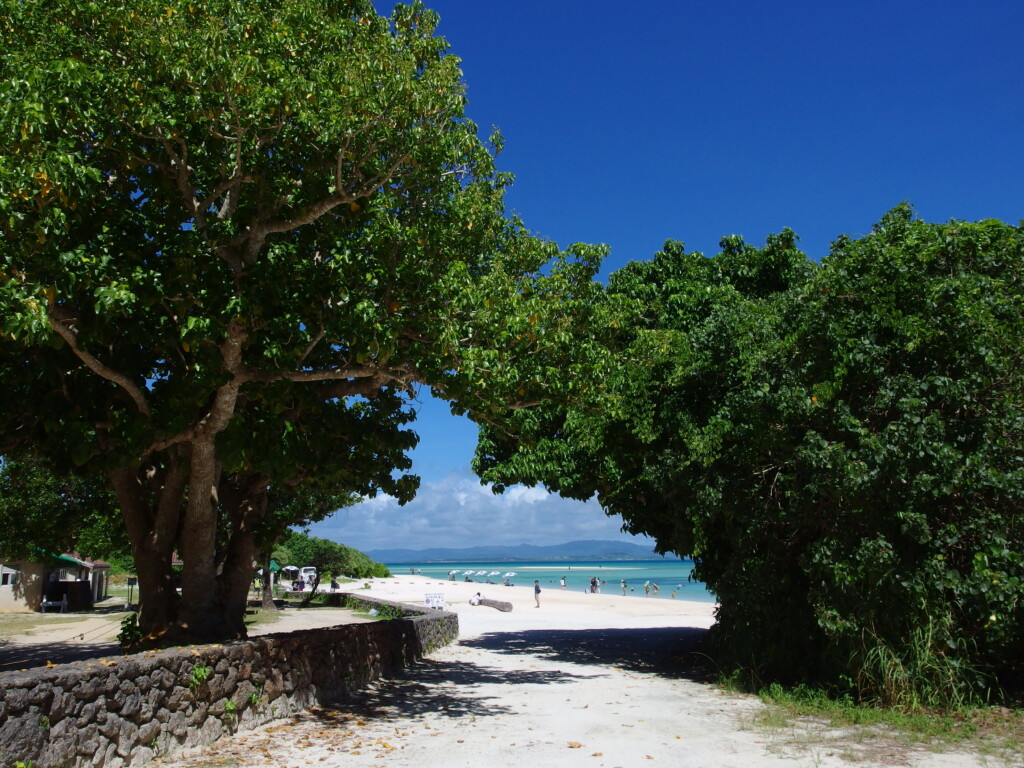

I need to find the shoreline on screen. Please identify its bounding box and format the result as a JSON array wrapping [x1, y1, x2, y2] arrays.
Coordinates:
[[355, 573, 717, 640]]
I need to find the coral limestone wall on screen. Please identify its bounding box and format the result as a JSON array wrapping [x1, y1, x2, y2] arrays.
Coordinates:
[[0, 593, 458, 768]]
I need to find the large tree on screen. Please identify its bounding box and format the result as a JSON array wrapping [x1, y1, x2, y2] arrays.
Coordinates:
[[0, 0, 603, 642], [477, 208, 1024, 704]]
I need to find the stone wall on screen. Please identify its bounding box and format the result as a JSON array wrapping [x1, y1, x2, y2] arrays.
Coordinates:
[[0, 593, 458, 768]]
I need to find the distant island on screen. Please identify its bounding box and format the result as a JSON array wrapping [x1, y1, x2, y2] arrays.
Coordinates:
[[367, 539, 668, 564]]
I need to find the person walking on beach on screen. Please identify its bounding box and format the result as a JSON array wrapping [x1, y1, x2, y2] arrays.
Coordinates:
[[621, 579, 627, 595], [644, 580, 650, 597], [534, 580, 541, 608], [560, 576, 566, 590]]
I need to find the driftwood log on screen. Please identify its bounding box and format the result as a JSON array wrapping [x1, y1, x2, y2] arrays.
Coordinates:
[[477, 598, 513, 612]]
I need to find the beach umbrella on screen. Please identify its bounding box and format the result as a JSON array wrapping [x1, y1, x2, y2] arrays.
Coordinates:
[[488, 571, 501, 577], [476, 570, 487, 576]]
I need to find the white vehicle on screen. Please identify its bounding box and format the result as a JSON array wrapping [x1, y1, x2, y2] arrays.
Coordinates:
[[299, 566, 317, 584]]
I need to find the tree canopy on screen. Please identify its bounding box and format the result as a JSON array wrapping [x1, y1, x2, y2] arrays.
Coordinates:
[[0, 0, 603, 641], [278, 529, 389, 582], [0, 456, 128, 562], [477, 206, 1024, 705]]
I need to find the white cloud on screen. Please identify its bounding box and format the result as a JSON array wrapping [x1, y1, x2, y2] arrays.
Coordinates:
[[305, 468, 647, 553]]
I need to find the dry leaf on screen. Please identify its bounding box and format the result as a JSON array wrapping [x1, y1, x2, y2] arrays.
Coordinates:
[[592, 753, 603, 757], [567, 742, 583, 749]]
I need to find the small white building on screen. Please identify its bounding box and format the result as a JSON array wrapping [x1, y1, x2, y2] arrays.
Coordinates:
[[0, 552, 111, 613], [0, 559, 46, 613]]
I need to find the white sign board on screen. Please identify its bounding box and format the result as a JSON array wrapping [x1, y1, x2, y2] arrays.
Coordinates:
[[424, 592, 446, 610]]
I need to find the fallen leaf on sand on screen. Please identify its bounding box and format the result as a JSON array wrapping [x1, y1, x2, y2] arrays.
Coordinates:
[[592, 753, 603, 757], [568, 742, 583, 749]]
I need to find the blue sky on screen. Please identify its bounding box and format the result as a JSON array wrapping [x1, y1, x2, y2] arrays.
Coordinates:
[[311, 1, 1024, 553]]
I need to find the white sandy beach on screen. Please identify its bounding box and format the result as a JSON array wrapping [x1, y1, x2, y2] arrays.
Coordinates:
[[155, 575, 993, 768]]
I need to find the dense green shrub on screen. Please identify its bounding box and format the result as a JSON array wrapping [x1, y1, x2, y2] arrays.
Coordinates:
[[477, 206, 1024, 705]]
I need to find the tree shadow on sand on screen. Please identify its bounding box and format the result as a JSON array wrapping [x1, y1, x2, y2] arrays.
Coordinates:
[[461, 625, 715, 683], [300, 626, 714, 728], [0, 639, 123, 672], [310, 657, 595, 722]]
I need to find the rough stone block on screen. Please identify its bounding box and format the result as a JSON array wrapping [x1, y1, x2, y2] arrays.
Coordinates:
[[99, 741, 118, 768], [120, 690, 142, 719], [167, 710, 188, 737], [97, 714, 122, 740], [128, 745, 155, 768], [43, 717, 79, 766], [115, 717, 139, 757], [165, 686, 190, 711], [136, 719, 160, 748], [4, 686, 29, 711]]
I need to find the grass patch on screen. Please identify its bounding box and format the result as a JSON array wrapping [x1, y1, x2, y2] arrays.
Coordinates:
[[0, 614, 93, 638], [750, 681, 1024, 762], [243, 608, 283, 630]]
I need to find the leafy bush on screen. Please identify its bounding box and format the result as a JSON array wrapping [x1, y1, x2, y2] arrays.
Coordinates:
[[477, 206, 1024, 705]]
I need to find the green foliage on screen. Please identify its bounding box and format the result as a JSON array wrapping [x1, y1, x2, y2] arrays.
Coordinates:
[[278, 529, 389, 580], [371, 603, 405, 620], [478, 207, 1024, 705], [116, 613, 143, 649], [0, 456, 126, 560], [189, 664, 211, 689]]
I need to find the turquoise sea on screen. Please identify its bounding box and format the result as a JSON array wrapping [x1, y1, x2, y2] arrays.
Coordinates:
[[385, 559, 715, 603]]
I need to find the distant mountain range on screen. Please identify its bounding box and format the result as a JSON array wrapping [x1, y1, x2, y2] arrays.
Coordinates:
[[367, 539, 665, 564]]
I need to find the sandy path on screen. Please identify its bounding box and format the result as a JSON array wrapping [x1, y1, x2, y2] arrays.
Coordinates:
[[158, 577, 989, 768]]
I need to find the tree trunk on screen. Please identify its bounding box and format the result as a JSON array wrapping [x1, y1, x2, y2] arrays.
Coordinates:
[[175, 331, 245, 642], [109, 463, 183, 640], [261, 551, 278, 610], [299, 572, 321, 607], [176, 438, 227, 641], [477, 598, 513, 612], [214, 482, 266, 637]]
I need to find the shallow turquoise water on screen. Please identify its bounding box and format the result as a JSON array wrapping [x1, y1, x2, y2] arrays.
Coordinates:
[[385, 558, 715, 603]]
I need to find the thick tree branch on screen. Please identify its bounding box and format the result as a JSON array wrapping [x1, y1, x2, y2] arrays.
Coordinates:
[[240, 363, 424, 389], [157, 132, 203, 228], [237, 152, 410, 265], [47, 310, 152, 417], [298, 326, 326, 365]]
